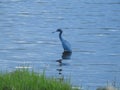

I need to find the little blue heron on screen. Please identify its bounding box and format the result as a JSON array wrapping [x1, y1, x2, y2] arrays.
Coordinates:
[[53, 29, 72, 53]]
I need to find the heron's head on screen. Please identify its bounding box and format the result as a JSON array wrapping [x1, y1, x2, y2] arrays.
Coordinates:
[[56, 29, 63, 33], [52, 29, 63, 33]]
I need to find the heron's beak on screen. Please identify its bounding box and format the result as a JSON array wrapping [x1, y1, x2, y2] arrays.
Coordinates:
[[52, 31, 56, 33]]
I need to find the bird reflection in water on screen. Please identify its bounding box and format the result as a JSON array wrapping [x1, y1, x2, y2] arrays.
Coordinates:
[[56, 51, 72, 81]]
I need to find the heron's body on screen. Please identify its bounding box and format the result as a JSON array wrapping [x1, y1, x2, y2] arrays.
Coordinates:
[[56, 29, 72, 52]]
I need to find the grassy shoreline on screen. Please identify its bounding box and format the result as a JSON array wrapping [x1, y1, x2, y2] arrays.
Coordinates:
[[0, 69, 119, 90], [0, 69, 79, 90]]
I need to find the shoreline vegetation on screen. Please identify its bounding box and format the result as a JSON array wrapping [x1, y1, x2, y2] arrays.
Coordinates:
[[0, 69, 79, 90], [0, 69, 119, 90]]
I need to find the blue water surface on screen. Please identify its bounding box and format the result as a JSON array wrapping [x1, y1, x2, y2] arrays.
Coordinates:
[[0, 0, 120, 89]]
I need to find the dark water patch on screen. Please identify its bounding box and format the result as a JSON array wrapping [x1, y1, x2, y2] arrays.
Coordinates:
[[77, 40, 98, 44], [63, 27, 88, 30], [0, 48, 26, 51], [84, 14, 105, 17], [73, 50, 96, 54], [78, 32, 110, 36], [97, 28, 119, 31], [88, 63, 118, 66], [84, 2, 120, 5], [17, 11, 32, 16], [111, 19, 120, 22], [106, 70, 120, 72]]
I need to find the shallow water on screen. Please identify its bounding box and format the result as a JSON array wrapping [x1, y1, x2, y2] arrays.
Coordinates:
[[0, 0, 120, 89]]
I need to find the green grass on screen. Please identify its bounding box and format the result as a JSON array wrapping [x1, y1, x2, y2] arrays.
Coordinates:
[[0, 69, 79, 90]]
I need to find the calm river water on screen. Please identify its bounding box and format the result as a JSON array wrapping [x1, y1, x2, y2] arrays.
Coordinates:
[[0, 0, 120, 89]]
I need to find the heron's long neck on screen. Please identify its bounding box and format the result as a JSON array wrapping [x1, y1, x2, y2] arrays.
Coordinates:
[[59, 32, 63, 41]]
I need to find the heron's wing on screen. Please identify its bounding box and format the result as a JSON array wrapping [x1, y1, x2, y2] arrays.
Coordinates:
[[61, 39, 72, 51]]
